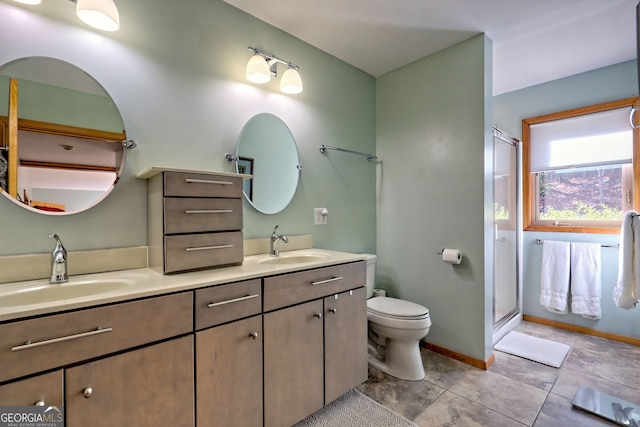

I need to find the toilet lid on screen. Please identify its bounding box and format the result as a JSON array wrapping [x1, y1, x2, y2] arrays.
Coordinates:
[[367, 297, 429, 318]]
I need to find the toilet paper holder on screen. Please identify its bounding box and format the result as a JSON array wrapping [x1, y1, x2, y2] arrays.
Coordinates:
[[436, 248, 461, 254]]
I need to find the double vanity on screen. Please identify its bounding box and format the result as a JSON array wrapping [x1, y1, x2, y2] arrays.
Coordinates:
[[1, 55, 367, 426], [0, 249, 368, 427]]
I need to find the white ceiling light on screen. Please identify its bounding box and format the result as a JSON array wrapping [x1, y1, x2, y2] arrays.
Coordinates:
[[246, 46, 302, 94], [76, 0, 120, 32]]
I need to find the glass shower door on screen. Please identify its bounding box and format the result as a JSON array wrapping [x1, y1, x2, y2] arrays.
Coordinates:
[[493, 128, 520, 328]]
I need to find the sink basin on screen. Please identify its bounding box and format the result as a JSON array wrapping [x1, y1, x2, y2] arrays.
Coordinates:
[[0, 278, 135, 307], [257, 252, 331, 265]]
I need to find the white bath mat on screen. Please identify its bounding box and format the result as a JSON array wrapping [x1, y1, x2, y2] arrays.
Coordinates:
[[495, 331, 570, 368]]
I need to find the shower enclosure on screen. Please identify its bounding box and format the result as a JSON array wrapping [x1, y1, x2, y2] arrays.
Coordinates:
[[493, 127, 521, 335]]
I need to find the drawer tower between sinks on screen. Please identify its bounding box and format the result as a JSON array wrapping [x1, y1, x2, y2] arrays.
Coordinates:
[[147, 170, 245, 274]]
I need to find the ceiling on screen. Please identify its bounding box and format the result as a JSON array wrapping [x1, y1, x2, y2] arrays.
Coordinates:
[[224, 0, 638, 95]]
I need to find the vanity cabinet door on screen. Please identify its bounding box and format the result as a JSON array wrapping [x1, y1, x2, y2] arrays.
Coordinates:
[[324, 287, 368, 404], [264, 300, 324, 427], [65, 335, 194, 427], [196, 315, 262, 427], [0, 370, 63, 407]]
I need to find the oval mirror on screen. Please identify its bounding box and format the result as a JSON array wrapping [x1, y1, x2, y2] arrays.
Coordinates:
[[0, 57, 130, 215], [235, 113, 300, 214]]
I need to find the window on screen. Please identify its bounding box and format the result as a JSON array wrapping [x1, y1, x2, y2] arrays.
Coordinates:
[[523, 97, 640, 234]]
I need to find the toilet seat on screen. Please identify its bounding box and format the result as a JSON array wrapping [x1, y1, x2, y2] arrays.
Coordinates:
[[367, 296, 429, 320]]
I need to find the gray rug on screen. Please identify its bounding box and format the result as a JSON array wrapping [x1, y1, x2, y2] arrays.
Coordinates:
[[294, 389, 417, 427]]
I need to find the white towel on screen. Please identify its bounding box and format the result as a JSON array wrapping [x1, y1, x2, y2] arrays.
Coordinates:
[[613, 210, 639, 309], [540, 240, 570, 314], [570, 242, 601, 319]]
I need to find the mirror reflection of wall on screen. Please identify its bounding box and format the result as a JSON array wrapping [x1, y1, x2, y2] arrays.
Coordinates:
[[0, 56, 128, 214], [235, 113, 300, 214]]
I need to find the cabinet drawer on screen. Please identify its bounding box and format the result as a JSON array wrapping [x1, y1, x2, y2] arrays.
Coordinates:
[[164, 232, 243, 273], [164, 172, 242, 198], [263, 261, 366, 311], [164, 197, 243, 234], [0, 292, 193, 383], [195, 279, 262, 330]]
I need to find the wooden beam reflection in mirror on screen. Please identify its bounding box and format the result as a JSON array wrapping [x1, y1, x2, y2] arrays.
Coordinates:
[[0, 117, 125, 171], [8, 78, 18, 198]]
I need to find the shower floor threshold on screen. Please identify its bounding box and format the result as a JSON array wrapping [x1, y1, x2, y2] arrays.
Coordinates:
[[572, 386, 640, 426]]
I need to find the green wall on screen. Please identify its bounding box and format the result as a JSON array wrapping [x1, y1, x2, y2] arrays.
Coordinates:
[[376, 35, 494, 361], [0, 0, 376, 256]]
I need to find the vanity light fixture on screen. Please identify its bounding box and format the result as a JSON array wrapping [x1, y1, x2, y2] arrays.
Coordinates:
[[75, 0, 120, 32], [246, 46, 303, 94]]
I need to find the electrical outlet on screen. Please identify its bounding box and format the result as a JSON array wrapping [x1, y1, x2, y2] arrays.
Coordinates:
[[314, 208, 328, 225]]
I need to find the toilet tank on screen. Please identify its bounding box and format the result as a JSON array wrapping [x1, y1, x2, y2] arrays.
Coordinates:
[[364, 254, 377, 298]]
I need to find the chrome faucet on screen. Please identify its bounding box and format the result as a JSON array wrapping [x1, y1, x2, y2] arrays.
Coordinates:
[[270, 225, 288, 257], [49, 234, 68, 284]]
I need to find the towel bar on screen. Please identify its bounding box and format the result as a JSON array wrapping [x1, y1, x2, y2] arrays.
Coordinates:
[[533, 239, 618, 248]]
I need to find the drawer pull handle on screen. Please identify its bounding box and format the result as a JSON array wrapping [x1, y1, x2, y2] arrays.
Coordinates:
[[314, 312, 323, 319], [186, 244, 234, 252], [83, 387, 93, 399], [184, 209, 233, 214], [11, 327, 113, 352], [311, 276, 344, 286], [35, 400, 45, 407], [329, 308, 337, 314], [208, 294, 259, 308], [249, 332, 259, 340], [185, 178, 233, 185]]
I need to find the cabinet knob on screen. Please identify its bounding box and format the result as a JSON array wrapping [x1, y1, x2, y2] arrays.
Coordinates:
[[34, 400, 45, 407], [314, 312, 322, 319], [329, 308, 337, 314], [249, 332, 259, 340], [83, 387, 93, 398]]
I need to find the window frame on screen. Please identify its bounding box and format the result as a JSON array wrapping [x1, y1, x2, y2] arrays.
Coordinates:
[[523, 97, 640, 234]]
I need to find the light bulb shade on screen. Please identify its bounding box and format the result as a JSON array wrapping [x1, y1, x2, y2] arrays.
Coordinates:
[[12, 0, 42, 5], [76, 0, 120, 32], [246, 54, 271, 84], [280, 68, 303, 94]]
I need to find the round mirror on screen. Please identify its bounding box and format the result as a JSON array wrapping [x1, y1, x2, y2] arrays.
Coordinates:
[[235, 113, 300, 214], [0, 57, 129, 215]]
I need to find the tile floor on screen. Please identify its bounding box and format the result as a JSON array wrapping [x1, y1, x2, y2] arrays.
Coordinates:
[[357, 321, 640, 426]]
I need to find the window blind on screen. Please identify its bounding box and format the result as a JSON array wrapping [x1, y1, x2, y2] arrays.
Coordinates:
[[530, 106, 632, 172]]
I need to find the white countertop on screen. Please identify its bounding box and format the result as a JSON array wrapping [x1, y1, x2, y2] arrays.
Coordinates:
[[0, 249, 367, 322]]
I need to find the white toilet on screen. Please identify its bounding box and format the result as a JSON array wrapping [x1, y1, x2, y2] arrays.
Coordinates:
[[365, 255, 431, 381]]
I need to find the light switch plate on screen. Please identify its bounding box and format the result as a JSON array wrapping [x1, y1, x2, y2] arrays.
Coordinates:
[[314, 208, 328, 225]]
